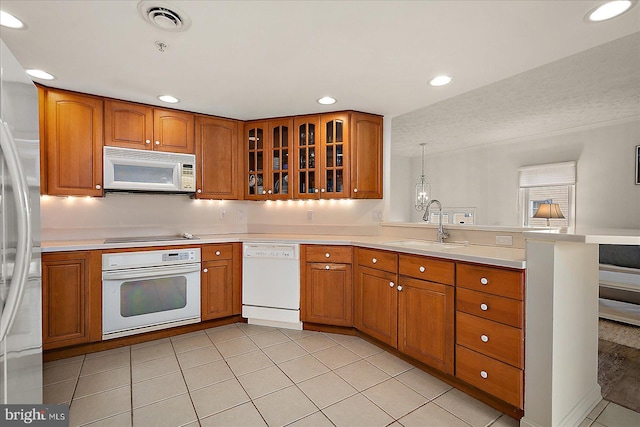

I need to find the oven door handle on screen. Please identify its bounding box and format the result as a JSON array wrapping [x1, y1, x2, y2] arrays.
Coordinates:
[[102, 263, 201, 281]]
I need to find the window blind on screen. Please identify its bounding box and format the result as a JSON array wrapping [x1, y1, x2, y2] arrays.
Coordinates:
[[518, 161, 576, 188]]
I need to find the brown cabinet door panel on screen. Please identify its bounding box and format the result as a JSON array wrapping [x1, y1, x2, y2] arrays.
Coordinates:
[[398, 277, 454, 374], [354, 266, 398, 347], [350, 112, 382, 199], [456, 288, 523, 328], [42, 252, 90, 349], [201, 260, 233, 320], [456, 312, 524, 369], [104, 100, 153, 150], [45, 90, 103, 196], [195, 116, 240, 199], [456, 345, 523, 408], [399, 254, 454, 285], [303, 263, 353, 326], [153, 109, 195, 154], [457, 264, 524, 300], [304, 245, 352, 264]]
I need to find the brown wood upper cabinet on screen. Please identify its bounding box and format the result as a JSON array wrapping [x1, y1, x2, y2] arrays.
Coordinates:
[[244, 119, 293, 200], [350, 112, 383, 199], [195, 116, 241, 199], [105, 99, 195, 154], [42, 88, 103, 196]]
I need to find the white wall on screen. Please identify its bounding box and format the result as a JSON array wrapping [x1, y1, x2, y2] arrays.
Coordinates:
[[398, 119, 640, 229]]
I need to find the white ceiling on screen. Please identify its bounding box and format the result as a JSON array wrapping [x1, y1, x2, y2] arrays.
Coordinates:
[[1, 0, 639, 156]]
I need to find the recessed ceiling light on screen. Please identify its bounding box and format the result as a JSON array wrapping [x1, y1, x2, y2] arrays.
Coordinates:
[[317, 96, 337, 105], [25, 69, 55, 80], [158, 94, 179, 103], [587, 0, 634, 22], [0, 10, 24, 28], [429, 75, 452, 87]]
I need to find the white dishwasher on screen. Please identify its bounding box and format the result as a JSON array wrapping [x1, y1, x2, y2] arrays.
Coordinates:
[[242, 243, 302, 329]]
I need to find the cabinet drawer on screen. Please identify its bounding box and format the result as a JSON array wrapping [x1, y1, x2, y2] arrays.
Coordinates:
[[456, 288, 523, 328], [456, 345, 523, 408], [399, 254, 454, 285], [456, 312, 523, 368], [202, 244, 234, 261], [305, 245, 352, 264], [356, 248, 397, 273], [457, 264, 524, 300]]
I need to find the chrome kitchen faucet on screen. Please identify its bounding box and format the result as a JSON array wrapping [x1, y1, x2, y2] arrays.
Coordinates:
[[422, 199, 450, 243]]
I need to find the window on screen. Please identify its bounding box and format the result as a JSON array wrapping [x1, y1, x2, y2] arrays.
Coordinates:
[[518, 162, 576, 229]]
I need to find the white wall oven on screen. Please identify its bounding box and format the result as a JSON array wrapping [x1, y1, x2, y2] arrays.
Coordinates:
[[102, 248, 201, 340]]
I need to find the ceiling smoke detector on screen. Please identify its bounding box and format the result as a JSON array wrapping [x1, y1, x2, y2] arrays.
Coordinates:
[[138, 1, 191, 32]]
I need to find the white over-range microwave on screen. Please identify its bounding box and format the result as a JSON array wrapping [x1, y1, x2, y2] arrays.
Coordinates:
[[103, 146, 196, 193]]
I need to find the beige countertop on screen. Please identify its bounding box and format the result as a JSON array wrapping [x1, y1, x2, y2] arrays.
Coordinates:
[[42, 233, 526, 269]]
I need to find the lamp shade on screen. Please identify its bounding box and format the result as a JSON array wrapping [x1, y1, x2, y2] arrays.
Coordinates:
[[533, 203, 565, 226]]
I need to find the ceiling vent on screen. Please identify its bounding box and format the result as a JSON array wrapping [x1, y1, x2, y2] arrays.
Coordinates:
[[138, 1, 191, 32]]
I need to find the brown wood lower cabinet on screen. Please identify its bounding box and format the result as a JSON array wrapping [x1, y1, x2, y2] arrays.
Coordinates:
[[201, 243, 242, 321], [42, 251, 101, 350], [398, 276, 454, 374], [301, 245, 353, 326]]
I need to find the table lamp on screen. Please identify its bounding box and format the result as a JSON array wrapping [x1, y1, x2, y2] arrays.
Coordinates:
[[533, 203, 565, 226]]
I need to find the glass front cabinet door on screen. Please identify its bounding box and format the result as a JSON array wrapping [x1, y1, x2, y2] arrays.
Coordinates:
[[294, 116, 320, 199], [320, 113, 350, 199], [268, 119, 292, 199], [245, 121, 267, 199]]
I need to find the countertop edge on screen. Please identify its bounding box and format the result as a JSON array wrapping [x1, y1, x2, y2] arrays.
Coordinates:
[[42, 234, 526, 269]]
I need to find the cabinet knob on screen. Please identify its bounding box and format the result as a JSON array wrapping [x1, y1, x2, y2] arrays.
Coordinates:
[[203, 268, 208, 273], [197, 189, 202, 193], [155, 140, 160, 145], [419, 266, 425, 273], [325, 265, 330, 270], [315, 189, 319, 193], [481, 334, 489, 343], [397, 285, 403, 291], [262, 190, 267, 195], [215, 251, 221, 256], [268, 190, 272, 194], [389, 282, 395, 287], [145, 139, 151, 144], [480, 277, 489, 285], [325, 253, 330, 258], [372, 258, 377, 264], [95, 184, 101, 190], [480, 303, 489, 311], [480, 370, 488, 379], [321, 188, 325, 193], [354, 188, 358, 193]]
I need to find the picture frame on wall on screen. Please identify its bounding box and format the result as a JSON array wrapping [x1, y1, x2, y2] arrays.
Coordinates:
[[637, 145, 640, 185]]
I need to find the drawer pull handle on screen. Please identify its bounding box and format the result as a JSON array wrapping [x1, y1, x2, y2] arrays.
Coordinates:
[[389, 282, 395, 288], [480, 370, 488, 379], [397, 285, 403, 291], [419, 266, 425, 273], [481, 334, 489, 343], [480, 303, 488, 311], [215, 251, 221, 256], [325, 265, 330, 270], [203, 268, 208, 273], [480, 277, 489, 285], [325, 253, 330, 258], [372, 258, 377, 264]]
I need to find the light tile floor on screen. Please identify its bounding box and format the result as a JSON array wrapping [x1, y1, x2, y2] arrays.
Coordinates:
[[42, 323, 640, 427]]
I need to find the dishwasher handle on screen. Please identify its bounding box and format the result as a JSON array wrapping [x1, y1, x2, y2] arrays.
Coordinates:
[[103, 263, 201, 281]]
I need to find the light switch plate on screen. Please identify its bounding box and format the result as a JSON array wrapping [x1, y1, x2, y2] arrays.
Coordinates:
[[307, 210, 314, 220], [237, 210, 245, 221], [495, 235, 513, 246]]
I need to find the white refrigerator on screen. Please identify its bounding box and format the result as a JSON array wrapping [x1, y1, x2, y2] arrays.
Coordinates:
[[0, 38, 42, 404]]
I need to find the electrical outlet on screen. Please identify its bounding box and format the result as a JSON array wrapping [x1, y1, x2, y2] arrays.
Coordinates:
[[219, 210, 226, 220], [307, 210, 314, 220], [495, 235, 513, 246], [372, 211, 383, 221], [237, 210, 245, 221]]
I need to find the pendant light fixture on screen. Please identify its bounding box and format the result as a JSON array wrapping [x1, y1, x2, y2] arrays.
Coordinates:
[[415, 143, 431, 211]]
